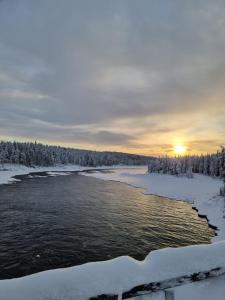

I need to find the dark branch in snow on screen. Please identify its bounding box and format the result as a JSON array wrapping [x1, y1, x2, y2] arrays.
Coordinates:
[[91, 267, 225, 300]]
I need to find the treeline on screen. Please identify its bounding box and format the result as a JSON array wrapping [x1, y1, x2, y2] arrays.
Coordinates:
[[0, 141, 152, 167], [148, 147, 225, 195]]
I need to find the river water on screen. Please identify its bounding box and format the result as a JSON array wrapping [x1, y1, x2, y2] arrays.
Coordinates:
[[0, 172, 214, 279]]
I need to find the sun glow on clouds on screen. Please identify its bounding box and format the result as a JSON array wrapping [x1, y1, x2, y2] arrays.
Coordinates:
[[174, 145, 187, 155]]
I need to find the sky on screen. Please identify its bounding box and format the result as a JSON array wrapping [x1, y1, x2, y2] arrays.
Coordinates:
[[0, 0, 224, 156]]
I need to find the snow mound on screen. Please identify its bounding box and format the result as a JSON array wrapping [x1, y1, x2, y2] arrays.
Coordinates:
[[0, 241, 225, 300]]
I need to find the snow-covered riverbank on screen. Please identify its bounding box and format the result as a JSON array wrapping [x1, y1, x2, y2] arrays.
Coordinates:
[[0, 164, 99, 185], [0, 164, 144, 185]]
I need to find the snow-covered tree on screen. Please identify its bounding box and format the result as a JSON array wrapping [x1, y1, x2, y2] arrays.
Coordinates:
[[148, 148, 224, 179], [219, 147, 225, 196], [0, 141, 152, 168]]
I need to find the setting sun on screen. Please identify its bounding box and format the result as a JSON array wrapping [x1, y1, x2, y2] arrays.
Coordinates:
[[174, 145, 187, 155]]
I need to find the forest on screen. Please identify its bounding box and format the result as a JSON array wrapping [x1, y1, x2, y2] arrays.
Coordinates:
[[148, 147, 225, 195], [0, 141, 152, 167]]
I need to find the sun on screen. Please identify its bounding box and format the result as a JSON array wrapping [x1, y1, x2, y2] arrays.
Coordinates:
[[174, 145, 187, 155]]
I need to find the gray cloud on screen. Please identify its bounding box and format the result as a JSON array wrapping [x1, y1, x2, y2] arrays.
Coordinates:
[[0, 0, 225, 152], [0, 113, 132, 146]]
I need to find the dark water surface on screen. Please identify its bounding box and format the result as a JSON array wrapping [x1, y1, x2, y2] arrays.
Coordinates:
[[0, 172, 214, 279]]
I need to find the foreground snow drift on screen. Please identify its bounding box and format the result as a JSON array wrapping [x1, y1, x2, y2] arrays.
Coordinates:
[[0, 241, 225, 300]]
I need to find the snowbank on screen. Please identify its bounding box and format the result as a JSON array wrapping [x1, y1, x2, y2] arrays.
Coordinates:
[[0, 241, 225, 300], [82, 167, 225, 242], [174, 273, 225, 300], [0, 164, 142, 185], [0, 163, 115, 185]]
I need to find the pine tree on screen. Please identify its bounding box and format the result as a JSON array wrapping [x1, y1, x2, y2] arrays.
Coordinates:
[[0, 141, 152, 168]]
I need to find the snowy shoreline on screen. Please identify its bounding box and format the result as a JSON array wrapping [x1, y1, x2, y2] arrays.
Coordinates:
[[0, 165, 225, 299], [0, 164, 110, 185], [0, 164, 145, 185]]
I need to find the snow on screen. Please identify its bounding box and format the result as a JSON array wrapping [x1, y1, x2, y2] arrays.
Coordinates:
[[46, 171, 72, 176], [129, 293, 165, 300], [0, 241, 225, 300], [173, 274, 225, 300], [0, 164, 143, 185], [81, 167, 225, 242], [129, 276, 225, 300], [0, 163, 111, 185], [0, 165, 225, 299]]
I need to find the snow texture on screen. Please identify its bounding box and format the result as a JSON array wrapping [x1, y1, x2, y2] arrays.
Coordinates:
[[173, 274, 225, 300], [0, 163, 110, 185]]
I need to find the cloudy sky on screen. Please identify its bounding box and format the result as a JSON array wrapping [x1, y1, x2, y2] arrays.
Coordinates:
[[0, 0, 224, 155]]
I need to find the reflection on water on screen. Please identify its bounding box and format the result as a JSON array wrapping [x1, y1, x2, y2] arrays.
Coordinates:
[[0, 173, 214, 279]]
